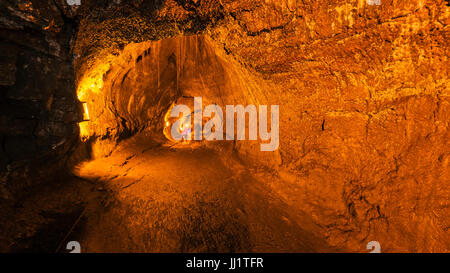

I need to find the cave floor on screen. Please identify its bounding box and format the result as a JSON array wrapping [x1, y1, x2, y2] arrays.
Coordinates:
[[1, 135, 338, 253]]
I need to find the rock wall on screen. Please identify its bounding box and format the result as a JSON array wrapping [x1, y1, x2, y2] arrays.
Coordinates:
[[1, 0, 448, 252], [75, 35, 275, 160], [73, 0, 449, 252], [0, 0, 80, 201], [206, 0, 449, 252]]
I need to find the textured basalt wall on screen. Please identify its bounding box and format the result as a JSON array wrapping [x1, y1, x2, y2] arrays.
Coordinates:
[[1, 0, 448, 252], [73, 0, 449, 252], [0, 0, 81, 201]]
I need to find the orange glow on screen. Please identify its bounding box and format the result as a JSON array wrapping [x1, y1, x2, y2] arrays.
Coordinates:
[[76, 60, 109, 101], [77, 78, 103, 101], [76, 61, 110, 141], [82, 102, 90, 121], [78, 121, 90, 142], [163, 103, 192, 143], [163, 103, 175, 142]]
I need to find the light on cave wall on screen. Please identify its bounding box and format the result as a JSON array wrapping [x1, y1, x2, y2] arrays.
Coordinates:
[[82, 102, 90, 121], [76, 66, 107, 142], [163, 103, 193, 143], [77, 85, 98, 141], [78, 102, 90, 141]]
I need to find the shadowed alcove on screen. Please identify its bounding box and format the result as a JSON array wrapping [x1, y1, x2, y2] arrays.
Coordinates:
[[0, 0, 448, 253]]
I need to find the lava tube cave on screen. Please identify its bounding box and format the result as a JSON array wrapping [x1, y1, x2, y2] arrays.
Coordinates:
[[0, 0, 448, 254]]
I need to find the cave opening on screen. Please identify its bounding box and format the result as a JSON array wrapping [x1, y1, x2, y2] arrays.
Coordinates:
[[77, 36, 246, 150]]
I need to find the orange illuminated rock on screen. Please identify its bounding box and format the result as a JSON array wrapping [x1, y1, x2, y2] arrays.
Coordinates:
[[72, 0, 449, 252], [0, 0, 448, 253]]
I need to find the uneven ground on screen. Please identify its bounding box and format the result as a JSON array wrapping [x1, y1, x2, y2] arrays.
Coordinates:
[[1, 134, 337, 252], [72, 134, 338, 252]]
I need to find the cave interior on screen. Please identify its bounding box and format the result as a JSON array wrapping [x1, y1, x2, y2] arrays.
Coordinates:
[[0, 0, 448, 253]]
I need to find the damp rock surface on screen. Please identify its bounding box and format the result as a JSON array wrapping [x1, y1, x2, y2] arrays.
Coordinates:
[[0, 0, 448, 252], [0, 0, 80, 201]]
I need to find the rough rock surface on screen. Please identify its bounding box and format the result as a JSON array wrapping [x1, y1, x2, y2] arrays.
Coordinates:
[[0, 0, 81, 201], [0, 0, 448, 252]]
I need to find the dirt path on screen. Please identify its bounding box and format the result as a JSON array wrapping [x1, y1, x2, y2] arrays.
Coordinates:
[[66, 135, 336, 252]]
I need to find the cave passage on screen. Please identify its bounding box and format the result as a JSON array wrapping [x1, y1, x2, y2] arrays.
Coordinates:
[[64, 36, 335, 252], [73, 134, 334, 252], [1, 0, 448, 254]]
